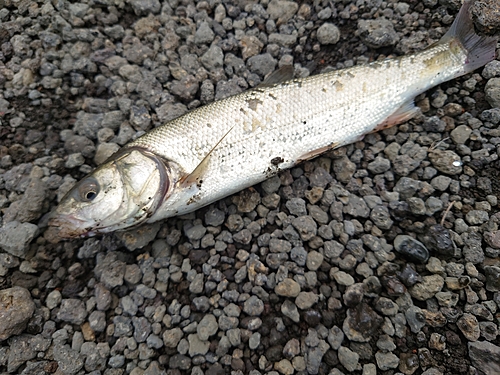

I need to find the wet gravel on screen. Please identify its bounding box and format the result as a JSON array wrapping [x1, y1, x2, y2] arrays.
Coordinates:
[[1, 0, 500, 374]]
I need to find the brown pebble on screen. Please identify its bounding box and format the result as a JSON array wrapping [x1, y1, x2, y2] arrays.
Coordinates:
[[81, 322, 96, 341], [457, 313, 480, 341], [231, 358, 245, 371]]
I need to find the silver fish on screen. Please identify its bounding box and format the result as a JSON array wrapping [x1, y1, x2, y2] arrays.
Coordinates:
[[50, 0, 497, 238]]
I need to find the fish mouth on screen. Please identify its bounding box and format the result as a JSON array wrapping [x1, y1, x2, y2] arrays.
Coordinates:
[[48, 213, 94, 239]]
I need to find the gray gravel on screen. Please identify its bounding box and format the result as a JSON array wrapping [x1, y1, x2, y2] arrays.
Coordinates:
[[0, 286, 35, 341], [1, 0, 500, 374]]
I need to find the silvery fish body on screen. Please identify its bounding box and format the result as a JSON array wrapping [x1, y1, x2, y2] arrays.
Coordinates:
[[130, 43, 470, 220], [49, 0, 497, 237]]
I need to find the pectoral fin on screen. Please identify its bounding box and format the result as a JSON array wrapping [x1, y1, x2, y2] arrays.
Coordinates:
[[180, 125, 235, 188]]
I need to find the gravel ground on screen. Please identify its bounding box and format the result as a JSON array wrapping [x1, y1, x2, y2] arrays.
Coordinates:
[[1, 0, 500, 374]]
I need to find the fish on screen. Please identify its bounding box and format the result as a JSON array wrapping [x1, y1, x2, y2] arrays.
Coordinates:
[[49, 0, 497, 238]]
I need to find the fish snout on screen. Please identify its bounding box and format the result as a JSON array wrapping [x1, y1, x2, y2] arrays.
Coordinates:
[[47, 213, 91, 239]]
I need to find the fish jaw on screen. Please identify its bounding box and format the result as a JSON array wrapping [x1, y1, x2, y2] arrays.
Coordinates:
[[48, 212, 95, 238]]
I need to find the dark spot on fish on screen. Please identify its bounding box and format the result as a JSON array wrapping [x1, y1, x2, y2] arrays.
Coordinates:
[[246, 98, 263, 111], [269, 93, 277, 100], [303, 120, 307, 125], [187, 193, 201, 205], [332, 80, 343, 91], [265, 166, 279, 179], [271, 157, 284, 166]]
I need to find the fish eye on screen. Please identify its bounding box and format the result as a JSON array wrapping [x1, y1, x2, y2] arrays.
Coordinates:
[[77, 178, 100, 202]]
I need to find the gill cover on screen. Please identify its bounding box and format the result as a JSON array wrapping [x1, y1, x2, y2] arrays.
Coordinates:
[[50, 148, 169, 237]]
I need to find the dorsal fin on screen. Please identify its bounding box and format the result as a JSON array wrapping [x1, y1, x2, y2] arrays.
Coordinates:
[[258, 65, 294, 87], [180, 125, 235, 187]]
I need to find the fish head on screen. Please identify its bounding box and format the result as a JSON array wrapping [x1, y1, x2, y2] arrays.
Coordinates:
[[49, 148, 169, 238]]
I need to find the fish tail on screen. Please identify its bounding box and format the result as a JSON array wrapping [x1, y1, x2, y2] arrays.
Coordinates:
[[441, 0, 497, 74]]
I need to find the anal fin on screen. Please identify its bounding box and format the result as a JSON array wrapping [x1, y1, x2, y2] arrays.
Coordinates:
[[297, 141, 341, 164], [372, 100, 420, 133]]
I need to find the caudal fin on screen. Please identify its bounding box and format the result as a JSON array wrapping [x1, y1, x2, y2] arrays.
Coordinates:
[[442, 0, 497, 73]]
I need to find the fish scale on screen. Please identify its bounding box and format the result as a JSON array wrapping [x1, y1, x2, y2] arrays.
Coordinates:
[[49, 0, 498, 237]]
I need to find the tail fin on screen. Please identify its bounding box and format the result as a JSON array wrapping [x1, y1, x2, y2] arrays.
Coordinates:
[[442, 0, 497, 73]]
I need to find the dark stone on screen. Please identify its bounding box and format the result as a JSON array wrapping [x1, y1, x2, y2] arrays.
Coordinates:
[[61, 280, 85, 297], [398, 264, 422, 287], [321, 310, 336, 328], [381, 275, 406, 297], [420, 224, 455, 256], [441, 307, 462, 323], [445, 330, 462, 346], [308, 167, 333, 188], [11, 271, 37, 289], [363, 276, 383, 297], [350, 342, 373, 360], [394, 235, 429, 263], [169, 355, 191, 370], [231, 358, 245, 371], [343, 303, 383, 342], [206, 363, 224, 375], [485, 266, 500, 292], [304, 310, 322, 326], [322, 349, 339, 367], [266, 345, 284, 362], [343, 283, 365, 307], [399, 352, 419, 375], [188, 250, 210, 265], [423, 116, 446, 132], [468, 341, 500, 375]]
